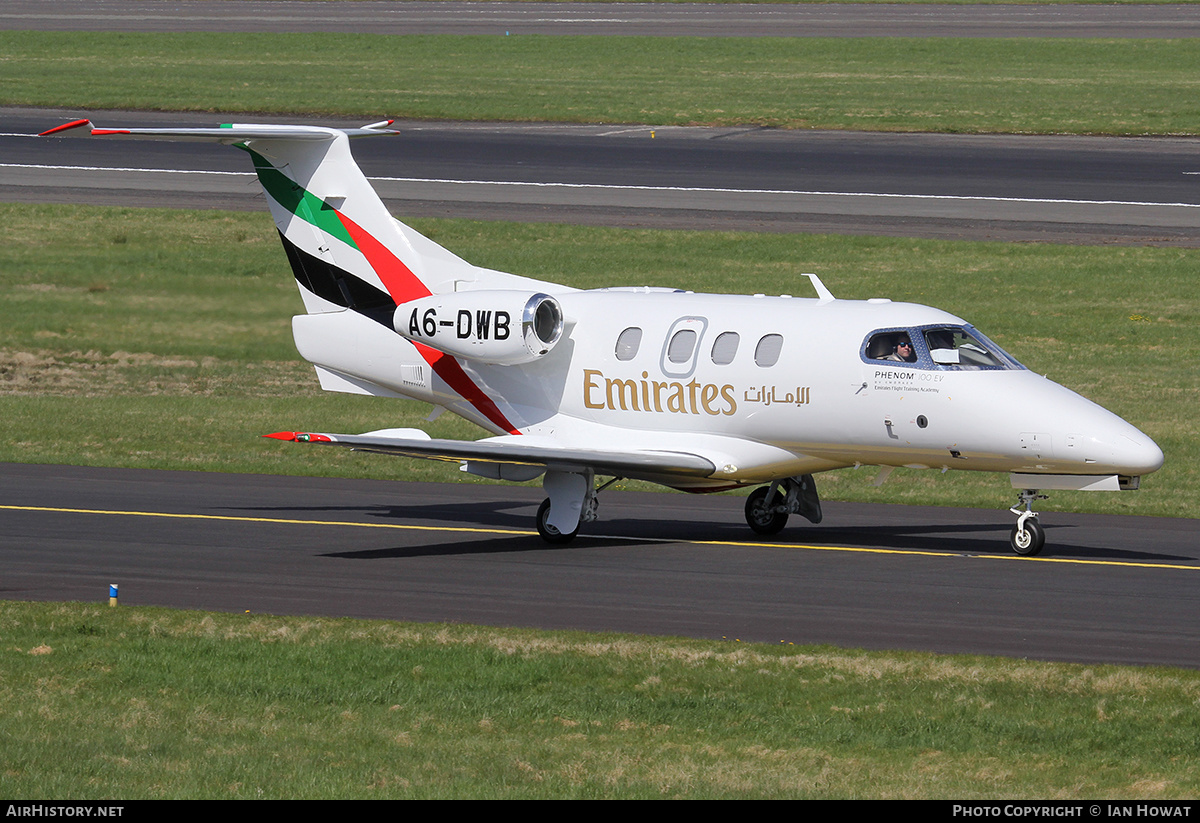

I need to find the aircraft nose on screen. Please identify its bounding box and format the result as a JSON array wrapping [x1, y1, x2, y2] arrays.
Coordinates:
[[1112, 428, 1164, 477], [1028, 377, 1164, 477]]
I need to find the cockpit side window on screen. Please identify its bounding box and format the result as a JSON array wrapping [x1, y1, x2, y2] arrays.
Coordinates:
[[865, 331, 918, 365]]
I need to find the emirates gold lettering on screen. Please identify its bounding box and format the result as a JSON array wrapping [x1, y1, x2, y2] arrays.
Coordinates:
[[584, 369, 736, 416]]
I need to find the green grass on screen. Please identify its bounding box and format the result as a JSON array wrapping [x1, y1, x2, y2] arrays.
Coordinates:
[[1, 203, 1196, 518], [5, 32, 1200, 134], [2, 601, 1198, 799]]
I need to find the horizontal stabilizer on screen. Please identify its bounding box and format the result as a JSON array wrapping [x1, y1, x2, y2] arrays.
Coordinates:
[[39, 119, 401, 142]]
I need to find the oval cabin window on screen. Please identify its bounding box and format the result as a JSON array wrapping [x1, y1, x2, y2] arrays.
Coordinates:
[[754, 334, 783, 367], [615, 327, 642, 361], [711, 332, 740, 365], [667, 329, 698, 364]]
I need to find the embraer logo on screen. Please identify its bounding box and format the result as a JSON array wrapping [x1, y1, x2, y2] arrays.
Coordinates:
[[583, 369, 737, 416]]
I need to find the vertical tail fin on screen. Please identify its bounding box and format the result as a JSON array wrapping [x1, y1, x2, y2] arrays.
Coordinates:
[[42, 118, 560, 435], [236, 124, 482, 312]]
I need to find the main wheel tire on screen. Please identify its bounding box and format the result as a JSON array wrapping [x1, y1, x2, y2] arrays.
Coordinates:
[[745, 486, 789, 536], [536, 498, 578, 544], [1010, 518, 1046, 556]]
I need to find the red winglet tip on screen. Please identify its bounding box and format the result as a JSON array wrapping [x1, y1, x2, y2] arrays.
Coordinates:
[[262, 431, 332, 443], [38, 119, 92, 137]]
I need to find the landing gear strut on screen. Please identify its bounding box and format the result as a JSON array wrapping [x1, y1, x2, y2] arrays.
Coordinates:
[[1009, 489, 1048, 556], [744, 475, 822, 536], [535, 470, 620, 544]]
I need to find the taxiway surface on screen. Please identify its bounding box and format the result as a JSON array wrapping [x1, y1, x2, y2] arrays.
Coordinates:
[[3, 463, 1198, 668]]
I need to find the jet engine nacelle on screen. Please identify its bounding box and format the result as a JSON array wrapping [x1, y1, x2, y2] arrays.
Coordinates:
[[394, 290, 564, 365]]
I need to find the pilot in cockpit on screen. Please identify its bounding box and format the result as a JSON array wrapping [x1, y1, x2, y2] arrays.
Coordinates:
[[884, 336, 917, 363]]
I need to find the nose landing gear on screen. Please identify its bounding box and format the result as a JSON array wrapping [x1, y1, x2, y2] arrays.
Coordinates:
[[1009, 489, 1048, 556]]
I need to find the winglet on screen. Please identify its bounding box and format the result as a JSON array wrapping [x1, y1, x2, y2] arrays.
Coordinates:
[[39, 119, 94, 137]]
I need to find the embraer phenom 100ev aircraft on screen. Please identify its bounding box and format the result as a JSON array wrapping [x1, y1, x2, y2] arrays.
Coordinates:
[[41, 119, 1164, 556]]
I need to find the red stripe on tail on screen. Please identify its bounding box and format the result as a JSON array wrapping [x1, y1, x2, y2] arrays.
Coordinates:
[[335, 212, 520, 435]]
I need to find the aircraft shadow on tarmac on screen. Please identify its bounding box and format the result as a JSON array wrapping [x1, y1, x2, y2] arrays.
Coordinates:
[[221, 501, 1192, 564]]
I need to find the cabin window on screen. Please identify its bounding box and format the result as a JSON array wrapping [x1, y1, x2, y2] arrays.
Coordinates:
[[615, 327, 642, 361], [667, 329, 698, 364], [754, 334, 783, 367], [711, 332, 740, 365], [660, 316, 708, 378]]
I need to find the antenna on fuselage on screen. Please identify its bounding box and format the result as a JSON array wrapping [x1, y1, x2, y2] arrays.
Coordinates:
[[802, 273, 835, 303]]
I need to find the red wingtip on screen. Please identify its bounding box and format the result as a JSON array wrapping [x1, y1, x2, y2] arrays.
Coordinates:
[[262, 431, 332, 443], [38, 119, 92, 137]]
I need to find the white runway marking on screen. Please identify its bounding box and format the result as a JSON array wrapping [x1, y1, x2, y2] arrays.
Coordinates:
[[4, 162, 1197, 210]]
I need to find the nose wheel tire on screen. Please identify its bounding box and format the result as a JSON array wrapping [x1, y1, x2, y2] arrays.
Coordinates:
[[536, 498, 579, 544], [745, 486, 788, 536], [1010, 518, 1045, 556]]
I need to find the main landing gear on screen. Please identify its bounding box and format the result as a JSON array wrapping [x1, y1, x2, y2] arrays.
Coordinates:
[[744, 475, 823, 536], [534, 468, 622, 544], [1009, 488, 1048, 556], [535, 498, 578, 543], [535, 472, 825, 544]]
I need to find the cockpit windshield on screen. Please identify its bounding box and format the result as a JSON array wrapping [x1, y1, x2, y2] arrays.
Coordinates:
[[863, 325, 1025, 371], [924, 326, 1023, 370]]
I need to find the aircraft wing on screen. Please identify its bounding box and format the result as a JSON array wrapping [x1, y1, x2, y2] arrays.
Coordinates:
[[263, 429, 718, 478]]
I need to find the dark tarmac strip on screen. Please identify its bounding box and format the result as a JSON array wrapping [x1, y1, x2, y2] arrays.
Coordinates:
[[8, 109, 1200, 245], [3, 463, 1197, 668], [5, 0, 1200, 38]]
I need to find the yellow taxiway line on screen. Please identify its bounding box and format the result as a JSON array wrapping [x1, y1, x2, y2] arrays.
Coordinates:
[[2, 504, 1196, 572]]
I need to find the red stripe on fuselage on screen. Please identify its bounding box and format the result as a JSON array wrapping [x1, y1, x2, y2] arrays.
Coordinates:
[[334, 211, 520, 435], [410, 341, 521, 435]]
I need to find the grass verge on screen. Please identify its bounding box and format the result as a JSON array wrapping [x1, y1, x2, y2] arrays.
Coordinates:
[[2, 601, 1198, 799], [0, 203, 1195, 517], [4, 32, 1200, 134]]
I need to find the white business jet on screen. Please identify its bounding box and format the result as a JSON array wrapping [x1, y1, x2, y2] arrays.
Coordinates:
[[42, 119, 1164, 555]]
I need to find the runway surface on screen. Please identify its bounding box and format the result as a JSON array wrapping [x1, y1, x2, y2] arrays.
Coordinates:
[[8, 108, 1200, 244], [5, 0, 1200, 38], [3, 463, 1198, 668]]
